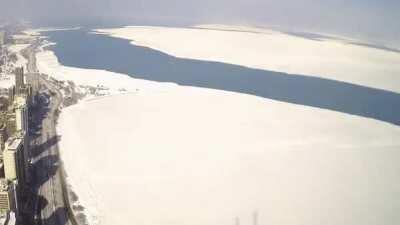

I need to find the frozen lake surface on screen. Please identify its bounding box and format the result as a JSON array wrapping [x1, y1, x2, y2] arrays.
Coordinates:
[[35, 25, 400, 225]]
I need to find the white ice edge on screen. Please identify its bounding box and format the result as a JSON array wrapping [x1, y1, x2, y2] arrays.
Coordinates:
[[94, 24, 400, 94]]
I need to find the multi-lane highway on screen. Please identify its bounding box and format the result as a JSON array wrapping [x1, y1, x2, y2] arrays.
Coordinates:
[[26, 43, 74, 225]]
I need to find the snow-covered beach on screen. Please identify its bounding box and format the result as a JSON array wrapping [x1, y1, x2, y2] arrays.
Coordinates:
[[35, 25, 400, 225]]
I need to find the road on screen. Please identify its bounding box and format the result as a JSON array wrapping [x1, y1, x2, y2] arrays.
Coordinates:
[[26, 42, 73, 225]]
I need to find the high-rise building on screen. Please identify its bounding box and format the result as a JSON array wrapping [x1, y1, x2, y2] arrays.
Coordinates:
[[0, 31, 5, 73], [14, 67, 24, 95], [0, 31, 4, 47], [25, 73, 39, 106], [8, 86, 15, 104], [3, 138, 24, 184], [13, 96, 29, 184], [0, 179, 17, 214], [14, 97, 28, 133], [0, 124, 8, 151]]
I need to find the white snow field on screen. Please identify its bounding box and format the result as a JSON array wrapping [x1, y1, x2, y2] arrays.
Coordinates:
[[95, 25, 400, 93], [34, 26, 400, 225]]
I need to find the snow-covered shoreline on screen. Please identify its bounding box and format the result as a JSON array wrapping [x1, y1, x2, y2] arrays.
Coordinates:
[[34, 26, 400, 225], [24, 27, 82, 37], [36, 45, 179, 97]]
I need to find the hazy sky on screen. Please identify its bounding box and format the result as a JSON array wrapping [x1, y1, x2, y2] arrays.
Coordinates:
[[1, 0, 399, 46]]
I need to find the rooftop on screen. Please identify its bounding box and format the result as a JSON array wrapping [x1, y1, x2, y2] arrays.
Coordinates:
[[0, 179, 8, 191], [6, 138, 21, 151], [14, 96, 26, 108]]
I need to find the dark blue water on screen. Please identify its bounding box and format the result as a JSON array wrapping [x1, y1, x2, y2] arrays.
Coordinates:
[[43, 29, 400, 126]]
